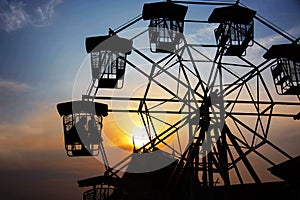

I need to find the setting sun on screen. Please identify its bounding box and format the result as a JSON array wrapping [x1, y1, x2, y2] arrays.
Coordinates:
[[132, 126, 151, 149]]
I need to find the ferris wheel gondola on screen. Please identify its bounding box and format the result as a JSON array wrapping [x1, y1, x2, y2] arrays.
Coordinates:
[[57, 101, 108, 156], [264, 43, 300, 95]]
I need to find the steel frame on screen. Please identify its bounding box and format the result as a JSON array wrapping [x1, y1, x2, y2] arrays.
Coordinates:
[[76, 1, 300, 198]]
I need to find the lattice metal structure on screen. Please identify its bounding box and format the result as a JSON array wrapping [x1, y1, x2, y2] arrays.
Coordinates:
[[56, 1, 300, 200]]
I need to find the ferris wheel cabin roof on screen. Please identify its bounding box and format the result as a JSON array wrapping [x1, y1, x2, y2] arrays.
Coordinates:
[[142, 1, 188, 21], [78, 176, 119, 187], [56, 101, 108, 117], [208, 4, 256, 24], [263, 44, 300, 62], [85, 35, 133, 54]]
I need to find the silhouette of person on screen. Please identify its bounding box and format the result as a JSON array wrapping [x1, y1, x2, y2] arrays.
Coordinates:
[[76, 116, 87, 132], [75, 116, 89, 145], [88, 119, 101, 143], [66, 116, 83, 144]]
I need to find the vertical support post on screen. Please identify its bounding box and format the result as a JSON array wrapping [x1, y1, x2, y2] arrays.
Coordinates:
[[202, 155, 208, 187], [218, 130, 230, 186], [208, 152, 214, 187]]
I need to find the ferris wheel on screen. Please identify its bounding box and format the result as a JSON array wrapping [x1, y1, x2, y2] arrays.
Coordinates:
[[57, 1, 300, 200]]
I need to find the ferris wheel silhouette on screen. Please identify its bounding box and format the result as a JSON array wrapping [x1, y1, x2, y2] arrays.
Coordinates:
[[57, 1, 300, 200]]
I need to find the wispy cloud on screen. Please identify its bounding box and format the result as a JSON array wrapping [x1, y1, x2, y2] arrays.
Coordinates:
[[0, 1, 29, 32], [235, 24, 300, 64], [187, 24, 216, 44], [31, 0, 63, 27], [252, 25, 300, 55], [256, 25, 300, 49], [0, 78, 29, 91], [0, 0, 63, 32]]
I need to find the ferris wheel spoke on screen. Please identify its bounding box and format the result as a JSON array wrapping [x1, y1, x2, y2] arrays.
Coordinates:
[[126, 60, 202, 118], [224, 124, 262, 183], [229, 115, 293, 159], [224, 59, 275, 97], [226, 144, 244, 184]]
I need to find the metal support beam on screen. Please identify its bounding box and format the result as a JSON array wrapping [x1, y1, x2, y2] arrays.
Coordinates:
[[224, 124, 262, 184]]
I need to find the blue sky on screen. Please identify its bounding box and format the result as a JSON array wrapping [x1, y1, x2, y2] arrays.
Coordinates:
[[0, 0, 299, 199]]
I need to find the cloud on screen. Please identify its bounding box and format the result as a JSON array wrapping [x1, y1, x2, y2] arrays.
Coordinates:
[[187, 24, 216, 44], [0, 1, 29, 32], [260, 25, 300, 47], [288, 25, 300, 38], [31, 0, 63, 27], [243, 25, 300, 63], [0, 0, 63, 32], [255, 25, 300, 50], [0, 78, 29, 91]]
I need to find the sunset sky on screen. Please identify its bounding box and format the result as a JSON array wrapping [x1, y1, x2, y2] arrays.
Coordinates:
[[0, 0, 300, 199]]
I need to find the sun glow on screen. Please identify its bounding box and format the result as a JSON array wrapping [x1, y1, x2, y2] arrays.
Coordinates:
[[132, 127, 151, 149]]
